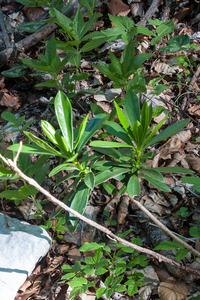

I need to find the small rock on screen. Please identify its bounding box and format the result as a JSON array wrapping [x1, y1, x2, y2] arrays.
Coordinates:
[[0, 213, 52, 300]]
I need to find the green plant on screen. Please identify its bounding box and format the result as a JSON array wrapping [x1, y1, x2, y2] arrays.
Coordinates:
[[159, 34, 199, 81], [0, 140, 50, 206], [40, 212, 68, 239], [1, 111, 34, 133], [103, 210, 117, 226], [176, 207, 188, 217], [90, 89, 194, 197], [153, 239, 190, 261], [181, 176, 200, 193], [61, 231, 147, 299]]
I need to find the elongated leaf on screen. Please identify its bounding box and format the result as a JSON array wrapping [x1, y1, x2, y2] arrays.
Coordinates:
[[53, 8, 74, 37], [144, 176, 171, 192], [55, 91, 73, 152], [124, 90, 140, 128], [26, 155, 49, 176], [24, 131, 63, 156], [128, 53, 154, 74], [20, 58, 51, 71], [41, 120, 68, 153], [65, 183, 90, 232], [120, 40, 135, 76], [140, 168, 165, 183], [127, 174, 140, 197], [84, 172, 95, 189], [49, 164, 78, 177], [114, 101, 129, 132], [45, 35, 57, 66], [77, 113, 107, 152], [74, 114, 89, 150], [145, 119, 190, 148], [8, 143, 66, 157], [153, 167, 194, 174], [103, 120, 133, 145], [109, 51, 122, 75], [90, 141, 133, 148], [142, 113, 169, 149], [0, 190, 28, 200], [92, 147, 123, 160], [95, 167, 129, 185], [1, 112, 17, 124]]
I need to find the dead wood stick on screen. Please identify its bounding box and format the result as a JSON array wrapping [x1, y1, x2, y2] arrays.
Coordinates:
[[137, 0, 161, 27], [129, 196, 200, 259], [0, 1, 83, 65], [0, 145, 200, 277], [0, 7, 11, 48]]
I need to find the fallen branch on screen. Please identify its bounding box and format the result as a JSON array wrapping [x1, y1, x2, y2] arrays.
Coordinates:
[[0, 1, 83, 65], [129, 196, 200, 259], [0, 143, 200, 277], [137, 0, 161, 27]]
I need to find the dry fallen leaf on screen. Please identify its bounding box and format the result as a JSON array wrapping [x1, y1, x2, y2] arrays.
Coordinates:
[[187, 154, 200, 173], [0, 92, 19, 108], [188, 105, 200, 118], [107, 0, 130, 16], [154, 62, 183, 75], [117, 196, 129, 226], [158, 277, 188, 300], [159, 137, 183, 158], [174, 130, 191, 142]]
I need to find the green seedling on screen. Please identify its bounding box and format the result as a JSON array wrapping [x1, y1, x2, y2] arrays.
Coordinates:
[[103, 210, 117, 226], [176, 207, 188, 217], [62, 231, 147, 299], [1, 111, 34, 133]]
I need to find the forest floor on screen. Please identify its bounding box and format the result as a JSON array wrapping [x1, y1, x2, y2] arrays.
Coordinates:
[[1, 0, 200, 299]]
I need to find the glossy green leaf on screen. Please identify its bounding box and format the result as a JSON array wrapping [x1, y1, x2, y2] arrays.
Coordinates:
[[49, 164, 78, 177], [144, 176, 171, 192], [124, 90, 140, 128], [8, 143, 65, 157], [84, 172, 95, 189], [41, 120, 68, 153], [109, 51, 123, 75], [176, 249, 189, 261], [24, 131, 63, 156], [95, 167, 129, 185], [79, 242, 102, 252], [114, 101, 129, 132], [127, 174, 141, 197], [0, 190, 28, 200], [90, 141, 133, 148], [154, 241, 180, 251], [105, 275, 114, 287], [140, 168, 165, 183], [181, 176, 200, 192], [74, 114, 89, 150], [120, 40, 135, 75], [55, 91, 73, 152], [68, 277, 88, 287], [103, 120, 133, 145], [108, 14, 134, 31], [96, 287, 106, 299], [77, 113, 107, 152], [102, 182, 117, 194], [65, 183, 90, 232], [53, 8, 74, 37], [34, 162, 50, 185], [45, 35, 57, 66], [145, 119, 190, 148], [153, 167, 194, 174]]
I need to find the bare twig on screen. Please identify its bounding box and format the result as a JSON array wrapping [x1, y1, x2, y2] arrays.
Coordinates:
[[130, 197, 200, 258], [0, 151, 200, 277], [0, 7, 11, 48], [137, 0, 161, 27], [0, 1, 84, 65]]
